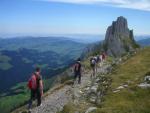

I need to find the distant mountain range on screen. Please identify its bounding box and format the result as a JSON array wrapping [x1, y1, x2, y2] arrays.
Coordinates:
[[135, 35, 150, 41], [61, 34, 104, 43], [137, 38, 150, 46], [0, 37, 86, 93]]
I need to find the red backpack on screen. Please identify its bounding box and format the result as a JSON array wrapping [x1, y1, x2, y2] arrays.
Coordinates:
[[27, 74, 37, 90]]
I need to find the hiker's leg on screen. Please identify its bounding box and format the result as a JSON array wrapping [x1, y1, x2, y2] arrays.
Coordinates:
[[91, 68, 93, 78], [96, 64, 97, 74], [28, 90, 35, 109], [91, 67, 94, 78], [78, 73, 81, 84], [94, 67, 95, 77], [99, 62, 101, 67], [92, 67, 94, 77], [95, 63, 97, 73], [74, 73, 78, 84], [96, 64, 97, 73], [37, 89, 41, 106]]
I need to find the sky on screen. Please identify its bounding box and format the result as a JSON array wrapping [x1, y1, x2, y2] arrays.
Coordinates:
[[0, 0, 150, 37]]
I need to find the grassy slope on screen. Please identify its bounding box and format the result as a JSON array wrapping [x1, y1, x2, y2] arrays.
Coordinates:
[[96, 47, 150, 113], [0, 55, 13, 70]]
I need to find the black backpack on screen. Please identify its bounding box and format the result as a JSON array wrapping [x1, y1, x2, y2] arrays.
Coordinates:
[[74, 62, 81, 72]]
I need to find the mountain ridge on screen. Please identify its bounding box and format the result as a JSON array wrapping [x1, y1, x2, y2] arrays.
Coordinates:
[[137, 38, 150, 46]]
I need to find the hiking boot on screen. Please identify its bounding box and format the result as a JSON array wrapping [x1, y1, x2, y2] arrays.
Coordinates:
[[37, 103, 43, 107], [28, 109, 31, 113], [40, 103, 43, 107]]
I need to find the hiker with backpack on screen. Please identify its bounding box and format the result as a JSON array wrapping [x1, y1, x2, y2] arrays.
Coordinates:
[[102, 52, 107, 61], [90, 57, 96, 78], [99, 54, 103, 67], [93, 56, 98, 73], [96, 55, 100, 64], [73, 58, 82, 85], [97, 54, 101, 67], [28, 67, 43, 112]]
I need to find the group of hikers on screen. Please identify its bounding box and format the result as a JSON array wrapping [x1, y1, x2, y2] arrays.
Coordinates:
[[27, 52, 106, 112], [90, 52, 107, 78]]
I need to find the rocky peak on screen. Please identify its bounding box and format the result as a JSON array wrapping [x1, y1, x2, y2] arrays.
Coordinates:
[[104, 16, 139, 57]]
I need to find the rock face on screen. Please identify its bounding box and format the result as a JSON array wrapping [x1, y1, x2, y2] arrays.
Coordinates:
[[104, 16, 139, 57]]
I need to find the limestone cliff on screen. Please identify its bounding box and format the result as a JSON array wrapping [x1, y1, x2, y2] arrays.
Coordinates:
[[103, 16, 139, 57]]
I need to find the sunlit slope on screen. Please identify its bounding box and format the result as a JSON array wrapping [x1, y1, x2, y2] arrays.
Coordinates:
[[97, 47, 150, 113]]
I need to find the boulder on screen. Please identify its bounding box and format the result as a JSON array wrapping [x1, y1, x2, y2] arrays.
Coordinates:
[[138, 83, 150, 88], [144, 76, 150, 83], [85, 107, 97, 113], [90, 85, 98, 94], [116, 86, 124, 90]]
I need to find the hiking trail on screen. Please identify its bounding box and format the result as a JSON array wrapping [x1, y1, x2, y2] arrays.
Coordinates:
[[30, 60, 112, 113]]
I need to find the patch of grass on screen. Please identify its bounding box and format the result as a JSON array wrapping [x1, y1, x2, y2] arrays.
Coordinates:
[[11, 82, 27, 90], [0, 54, 12, 70], [57, 103, 75, 113], [22, 58, 33, 64], [0, 62, 13, 70], [111, 47, 150, 88], [58, 101, 90, 113], [107, 56, 113, 63], [0, 91, 29, 113], [33, 63, 49, 69], [97, 88, 150, 113], [95, 47, 150, 113], [0, 54, 13, 70], [0, 55, 11, 62], [82, 58, 91, 70]]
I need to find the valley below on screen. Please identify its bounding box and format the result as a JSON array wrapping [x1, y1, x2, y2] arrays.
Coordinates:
[[0, 37, 86, 113]]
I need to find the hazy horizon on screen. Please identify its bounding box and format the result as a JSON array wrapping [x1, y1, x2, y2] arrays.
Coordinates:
[[0, 34, 150, 43]]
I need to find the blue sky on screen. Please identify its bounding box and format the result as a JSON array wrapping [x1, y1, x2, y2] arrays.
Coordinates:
[[0, 0, 150, 37]]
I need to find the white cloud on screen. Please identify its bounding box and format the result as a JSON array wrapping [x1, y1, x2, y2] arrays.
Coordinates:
[[40, 0, 150, 11]]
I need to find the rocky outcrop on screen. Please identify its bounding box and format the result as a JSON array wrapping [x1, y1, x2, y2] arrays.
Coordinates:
[[104, 16, 139, 57], [138, 72, 150, 88]]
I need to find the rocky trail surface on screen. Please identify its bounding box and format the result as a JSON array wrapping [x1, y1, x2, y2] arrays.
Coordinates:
[[31, 85, 72, 113], [29, 61, 113, 113]]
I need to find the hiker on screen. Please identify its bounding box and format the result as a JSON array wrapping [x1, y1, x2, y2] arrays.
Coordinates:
[[73, 58, 82, 84], [94, 56, 98, 73], [100, 52, 106, 66], [102, 52, 106, 61], [90, 57, 96, 78], [96, 55, 101, 69], [98, 54, 101, 66], [28, 67, 43, 112], [96, 55, 100, 64], [99, 54, 103, 67]]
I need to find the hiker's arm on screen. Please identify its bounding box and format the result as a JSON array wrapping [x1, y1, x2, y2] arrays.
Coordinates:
[[71, 66, 74, 73], [40, 80, 43, 96]]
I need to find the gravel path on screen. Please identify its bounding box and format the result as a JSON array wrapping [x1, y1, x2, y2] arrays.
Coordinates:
[[31, 71, 93, 113]]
